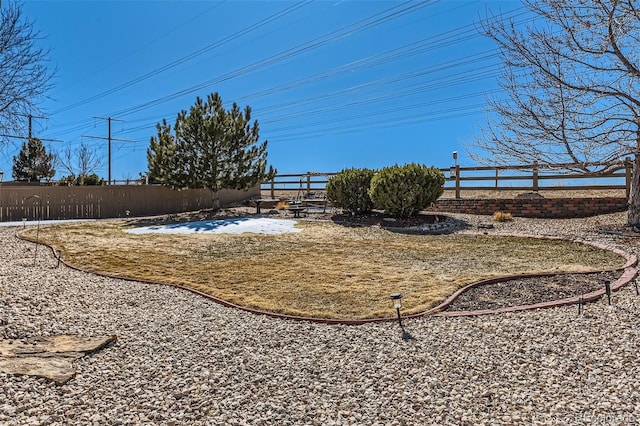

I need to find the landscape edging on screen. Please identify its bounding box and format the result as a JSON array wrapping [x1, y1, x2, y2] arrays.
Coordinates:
[[431, 235, 638, 317], [16, 229, 638, 324]]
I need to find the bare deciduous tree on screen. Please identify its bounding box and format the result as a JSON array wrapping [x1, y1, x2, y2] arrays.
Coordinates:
[[56, 142, 102, 185], [470, 0, 640, 224], [0, 2, 54, 140]]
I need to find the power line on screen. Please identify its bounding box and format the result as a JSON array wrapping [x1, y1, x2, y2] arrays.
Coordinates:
[[0, 114, 62, 142], [43, 1, 442, 141], [106, 5, 525, 132], [63, 2, 225, 93], [46, 3, 523, 140], [39, 3, 534, 166], [53, 1, 312, 115], [107, 0, 437, 118]]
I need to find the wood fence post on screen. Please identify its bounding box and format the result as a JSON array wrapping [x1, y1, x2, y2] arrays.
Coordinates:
[[495, 169, 499, 188], [270, 178, 275, 199], [625, 157, 632, 199], [455, 165, 461, 199], [306, 173, 311, 196], [533, 161, 539, 192]]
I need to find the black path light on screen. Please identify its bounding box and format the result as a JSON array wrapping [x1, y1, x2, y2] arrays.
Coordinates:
[[390, 292, 403, 326]]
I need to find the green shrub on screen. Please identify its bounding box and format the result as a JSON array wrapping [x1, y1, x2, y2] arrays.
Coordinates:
[[369, 163, 444, 219], [81, 173, 104, 185], [58, 174, 76, 186], [326, 168, 376, 213], [58, 173, 105, 186]]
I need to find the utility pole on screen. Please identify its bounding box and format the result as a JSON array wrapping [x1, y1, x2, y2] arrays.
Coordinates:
[[0, 115, 60, 184], [27, 114, 46, 139], [0, 114, 62, 142], [82, 117, 132, 185]]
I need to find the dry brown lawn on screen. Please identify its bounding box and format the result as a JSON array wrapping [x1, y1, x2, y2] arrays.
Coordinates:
[[22, 219, 624, 320]]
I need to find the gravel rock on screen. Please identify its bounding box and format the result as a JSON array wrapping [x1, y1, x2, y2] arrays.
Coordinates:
[[445, 270, 623, 311], [1, 212, 640, 425]]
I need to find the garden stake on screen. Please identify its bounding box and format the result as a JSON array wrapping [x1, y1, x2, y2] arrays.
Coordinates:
[[578, 295, 583, 315], [605, 281, 611, 305], [635, 280, 639, 296], [24, 195, 42, 267], [56, 250, 62, 268]]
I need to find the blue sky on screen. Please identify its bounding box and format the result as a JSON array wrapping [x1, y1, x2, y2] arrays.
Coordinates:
[[9, 0, 525, 181]]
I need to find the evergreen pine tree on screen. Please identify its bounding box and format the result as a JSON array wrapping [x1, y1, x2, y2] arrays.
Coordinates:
[[12, 137, 55, 182], [147, 92, 275, 208]]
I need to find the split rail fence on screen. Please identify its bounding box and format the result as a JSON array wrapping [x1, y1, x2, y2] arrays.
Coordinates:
[[262, 160, 633, 199]]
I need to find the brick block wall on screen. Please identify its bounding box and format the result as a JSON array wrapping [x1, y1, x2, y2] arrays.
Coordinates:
[[428, 197, 628, 218]]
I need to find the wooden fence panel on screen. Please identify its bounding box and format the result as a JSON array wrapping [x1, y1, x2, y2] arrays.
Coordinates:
[[0, 185, 259, 222]]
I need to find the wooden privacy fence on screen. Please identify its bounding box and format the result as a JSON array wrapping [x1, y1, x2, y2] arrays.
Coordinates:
[[262, 161, 633, 198], [0, 185, 259, 222]]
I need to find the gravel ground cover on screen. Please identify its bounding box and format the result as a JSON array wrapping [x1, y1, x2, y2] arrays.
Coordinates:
[[1, 212, 640, 425], [444, 270, 624, 312]]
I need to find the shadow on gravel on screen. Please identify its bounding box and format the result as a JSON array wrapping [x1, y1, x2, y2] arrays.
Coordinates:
[[401, 326, 416, 342]]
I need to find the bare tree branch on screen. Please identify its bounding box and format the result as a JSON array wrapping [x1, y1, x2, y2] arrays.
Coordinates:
[[56, 142, 103, 184], [470, 0, 640, 223], [0, 3, 55, 141]]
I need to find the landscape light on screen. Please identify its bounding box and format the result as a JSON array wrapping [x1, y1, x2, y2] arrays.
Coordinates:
[[451, 151, 459, 178], [390, 292, 403, 326]]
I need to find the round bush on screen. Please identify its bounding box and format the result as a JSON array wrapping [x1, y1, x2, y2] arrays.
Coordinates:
[[369, 163, 444, 218], [326, 168, 375, 214]]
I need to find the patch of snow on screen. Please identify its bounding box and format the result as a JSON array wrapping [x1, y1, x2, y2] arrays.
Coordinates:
[[125, 217, 302, 235]]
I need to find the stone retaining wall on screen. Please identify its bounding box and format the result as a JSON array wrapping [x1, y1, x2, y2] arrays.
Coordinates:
[[428, 197, 628, 218]]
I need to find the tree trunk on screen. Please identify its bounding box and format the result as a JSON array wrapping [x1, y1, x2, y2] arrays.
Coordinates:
[[211, 189, 220, 210], [628, 154, 640, 226]]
